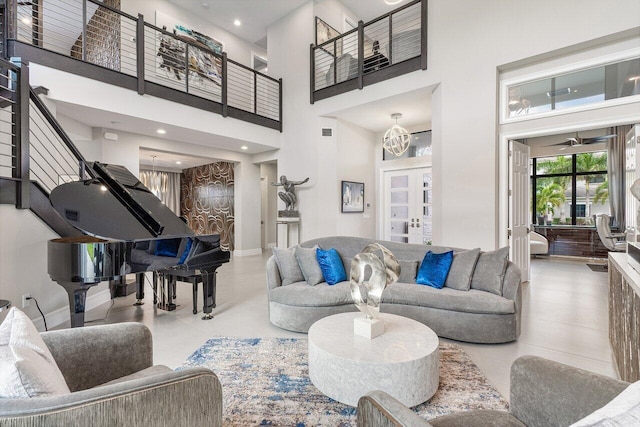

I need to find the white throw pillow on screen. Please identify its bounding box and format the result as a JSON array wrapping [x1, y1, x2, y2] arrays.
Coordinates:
[[0, 307, 70, 398], [569, 380, 640, 426]]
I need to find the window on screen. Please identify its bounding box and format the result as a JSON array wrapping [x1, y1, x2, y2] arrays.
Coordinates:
[[505, 56, 640, 120], [531, 151, 609, 226]]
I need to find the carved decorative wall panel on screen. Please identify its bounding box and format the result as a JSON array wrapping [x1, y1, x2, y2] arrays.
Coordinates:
[[181, 162, 235, 251]]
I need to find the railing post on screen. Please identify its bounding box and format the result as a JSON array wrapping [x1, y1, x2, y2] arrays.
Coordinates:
[[357, 20, 364, 90], [388, 12, 393, 65], [333, 40, 337, 84], [309, 43, 315, 104], [81, 0, 87, 61], [136, 14, 145, 95], [420, 0, 428, 70], [184, 43, 189, 93], [12, 58, 29, 209], [221, 52, 228, 117], [278, 78, 283, 132], [253, 74, 257, 114]]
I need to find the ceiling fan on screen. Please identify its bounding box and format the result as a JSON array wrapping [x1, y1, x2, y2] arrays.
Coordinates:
[[546, 132, 617, 150]]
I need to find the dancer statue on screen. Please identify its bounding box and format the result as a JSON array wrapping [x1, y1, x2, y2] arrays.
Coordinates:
[[271, 175, 309, 216]]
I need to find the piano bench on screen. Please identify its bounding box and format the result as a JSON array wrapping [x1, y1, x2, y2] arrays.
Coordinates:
[[168, 271, 203, 314]]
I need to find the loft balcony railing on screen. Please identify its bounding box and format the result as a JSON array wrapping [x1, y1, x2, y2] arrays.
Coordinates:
[[1, 0, 282, 131], [311, 0, 427, 103]]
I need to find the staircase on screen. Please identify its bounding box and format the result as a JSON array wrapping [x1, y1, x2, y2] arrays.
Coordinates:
[[0, 57, 90, 237]]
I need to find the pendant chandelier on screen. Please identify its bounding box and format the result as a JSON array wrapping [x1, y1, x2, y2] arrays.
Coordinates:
[[382, 113, 411, 156]]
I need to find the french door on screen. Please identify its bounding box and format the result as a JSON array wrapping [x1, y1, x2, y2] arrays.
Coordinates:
[[509, 140, 530, 282], [383, 167, 432, 244]]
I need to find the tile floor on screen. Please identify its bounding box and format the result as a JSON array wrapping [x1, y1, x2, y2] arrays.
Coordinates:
[[85, 253, 615, 401]]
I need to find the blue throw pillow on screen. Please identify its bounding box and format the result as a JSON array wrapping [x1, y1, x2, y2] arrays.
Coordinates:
[[178, 238, 193, 264], [416, 250, 454, 289], [316, 248, 347, 285], [155, 238, 181, 257]]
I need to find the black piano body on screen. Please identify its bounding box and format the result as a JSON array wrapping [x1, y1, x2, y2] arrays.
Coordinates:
[[46, 162, 230, 327]]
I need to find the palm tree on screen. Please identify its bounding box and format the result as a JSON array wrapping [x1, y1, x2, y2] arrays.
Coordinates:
[[536, 182, 566, 222], [594, 179, 608, 205], [576, 152, 608, 219], [536, 156, 572, 221]]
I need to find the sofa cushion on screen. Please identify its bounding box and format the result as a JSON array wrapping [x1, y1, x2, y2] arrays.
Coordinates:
[[417, 251, 454, 289], [272, 247, 305, 286], [445, 248, 481, 291], [382, 282, 515, 314], [178, 238, 193, 264], [269, 281, 353, 307], [155, 238, 182, 257], [470, 247, 509, 296], [316, 248, 347, 285], [569, 380, 640, 427], [398, 260, 418, 283], [0, 308, 70, 398], [295, 245, 324, 285]]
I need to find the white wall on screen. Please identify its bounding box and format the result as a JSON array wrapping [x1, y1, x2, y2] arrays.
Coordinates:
[[296, 0, 640, 250], [336, 119, 376, 237]]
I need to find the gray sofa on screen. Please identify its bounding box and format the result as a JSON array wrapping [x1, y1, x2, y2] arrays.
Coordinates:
[[0, 323, 222, 426], [357, 355, 632, 426], [266, 236, 522, 343]]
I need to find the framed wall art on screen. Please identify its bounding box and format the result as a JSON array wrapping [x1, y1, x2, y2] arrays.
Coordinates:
[[341, 181, 364, 213]]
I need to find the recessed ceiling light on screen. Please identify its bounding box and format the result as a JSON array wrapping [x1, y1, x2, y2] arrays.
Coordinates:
[[156, 129, 166, 134], [241, 145, 248, 150], [201, 2, 209, 8], [384, 0, 403, 5], [175, 161, 182, 165], [21, 16, 32, 25], [234, 19, 241, 26]]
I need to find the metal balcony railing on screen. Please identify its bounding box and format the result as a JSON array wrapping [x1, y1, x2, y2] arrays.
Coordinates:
[[1, 0, 282, 131], [311, 0, 427, 103]]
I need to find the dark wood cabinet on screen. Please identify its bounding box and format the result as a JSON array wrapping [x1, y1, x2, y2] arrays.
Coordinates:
[[534, 226, 610, 259]]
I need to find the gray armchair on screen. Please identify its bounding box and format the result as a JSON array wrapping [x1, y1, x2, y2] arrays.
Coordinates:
[[0, 323, 222, 426], [357, 355, 630, 427]]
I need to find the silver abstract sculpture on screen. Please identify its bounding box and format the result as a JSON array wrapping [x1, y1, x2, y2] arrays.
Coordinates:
[[271, 175, 309, 214], [350, 243, 400, 319]]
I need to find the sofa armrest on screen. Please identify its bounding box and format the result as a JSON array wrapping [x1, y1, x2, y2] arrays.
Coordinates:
[[0, 368, 222, 426], [510, 355, 630, 427], [266, 256, 282, 291], [41, 322, 153, 392], [357, 391, 432, 427]]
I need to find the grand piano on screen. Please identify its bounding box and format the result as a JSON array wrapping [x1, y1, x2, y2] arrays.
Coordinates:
[[47, 161, 230, 327]]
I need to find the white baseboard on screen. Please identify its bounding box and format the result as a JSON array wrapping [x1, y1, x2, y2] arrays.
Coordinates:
[[266, 242, 276, 249], [233, 248, 263, 257], [32, 288, 112, 331]]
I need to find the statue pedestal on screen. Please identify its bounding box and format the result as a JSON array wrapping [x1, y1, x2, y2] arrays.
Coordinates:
[[354, 317, 384, 339], [276, 216, 300, 248]]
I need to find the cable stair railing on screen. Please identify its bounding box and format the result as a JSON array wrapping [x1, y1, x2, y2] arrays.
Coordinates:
[[0, 57, 91, 237], [0, 0, 282, 131]]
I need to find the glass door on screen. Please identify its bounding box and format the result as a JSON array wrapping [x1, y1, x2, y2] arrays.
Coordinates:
[[384, 167, 432, 244]]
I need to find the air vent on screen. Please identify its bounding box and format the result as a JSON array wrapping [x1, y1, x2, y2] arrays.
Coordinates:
[[322, 128, 332, 137]]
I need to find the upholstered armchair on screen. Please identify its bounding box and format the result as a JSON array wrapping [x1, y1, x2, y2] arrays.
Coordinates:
[[0, 322, 222, 426], [357, 355, 631, 427]]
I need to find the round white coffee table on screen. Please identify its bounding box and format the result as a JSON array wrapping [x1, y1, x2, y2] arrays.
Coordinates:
[[308, 312, 439, 407]]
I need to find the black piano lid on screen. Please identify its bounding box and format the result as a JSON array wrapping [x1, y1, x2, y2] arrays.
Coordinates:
[[49, 162, 194, 241]]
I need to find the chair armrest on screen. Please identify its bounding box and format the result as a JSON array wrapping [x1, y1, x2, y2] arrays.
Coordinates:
[[0, 367, 222, 426], [357, 391, 432, 427], [510, 355, 630, 427], [266, 256, 282, 291], [41, 323, 153, 392]]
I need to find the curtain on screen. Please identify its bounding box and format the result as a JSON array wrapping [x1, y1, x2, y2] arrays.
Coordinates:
[[608, 125, 631, 230], [139, 169, 181, 215]]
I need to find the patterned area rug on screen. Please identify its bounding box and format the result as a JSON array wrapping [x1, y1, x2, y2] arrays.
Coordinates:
[[180, 337, 508, 426]]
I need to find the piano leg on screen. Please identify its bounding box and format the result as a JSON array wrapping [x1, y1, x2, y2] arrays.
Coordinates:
[[133, 273, 145, 306], [60, 282, 92, 328], [201, 269, 217, 320]]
